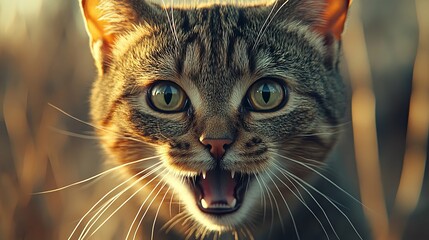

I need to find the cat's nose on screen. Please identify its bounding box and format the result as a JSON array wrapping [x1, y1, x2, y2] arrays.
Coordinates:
[[200, 138, 233, 160]]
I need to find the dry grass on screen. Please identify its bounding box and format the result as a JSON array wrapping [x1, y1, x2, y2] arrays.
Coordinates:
[[1, 0, 427, 239], [343, 2, 389, 238]]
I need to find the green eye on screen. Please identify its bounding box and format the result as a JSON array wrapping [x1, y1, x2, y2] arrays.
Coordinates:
[[148, 81, 188, 112], [246, 79, 287, 112]]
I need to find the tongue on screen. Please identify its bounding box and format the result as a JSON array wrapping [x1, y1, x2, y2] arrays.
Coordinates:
[[200, 170, 236, 207]]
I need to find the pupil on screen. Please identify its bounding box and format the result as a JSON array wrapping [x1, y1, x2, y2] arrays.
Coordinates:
[[261, 84, 271, 104], [164, 85, 173, 105]]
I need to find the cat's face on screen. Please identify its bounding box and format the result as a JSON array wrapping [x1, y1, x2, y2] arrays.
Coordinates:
[[81, 0, 349, 235]]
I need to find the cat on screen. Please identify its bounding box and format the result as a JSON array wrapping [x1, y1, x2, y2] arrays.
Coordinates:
[[74, 0, 370, 239]]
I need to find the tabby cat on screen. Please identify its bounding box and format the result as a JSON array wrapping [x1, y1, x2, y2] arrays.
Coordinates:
[[75, 0, 369, 239]]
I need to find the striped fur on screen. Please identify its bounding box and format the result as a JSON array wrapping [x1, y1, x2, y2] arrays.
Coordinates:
[[79, 0, 369, 239]]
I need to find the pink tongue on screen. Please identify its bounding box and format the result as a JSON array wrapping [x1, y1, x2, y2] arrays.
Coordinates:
[[200, 170, 236, 206]]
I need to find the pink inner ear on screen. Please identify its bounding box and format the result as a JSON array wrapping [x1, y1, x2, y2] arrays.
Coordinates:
[[315, 0, 350, 40]]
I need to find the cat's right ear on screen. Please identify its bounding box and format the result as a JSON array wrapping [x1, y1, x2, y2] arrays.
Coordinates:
[[80, 0, 139, 73]]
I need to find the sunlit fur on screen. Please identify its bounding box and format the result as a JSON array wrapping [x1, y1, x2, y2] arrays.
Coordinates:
[[77, 0, 369, 239]]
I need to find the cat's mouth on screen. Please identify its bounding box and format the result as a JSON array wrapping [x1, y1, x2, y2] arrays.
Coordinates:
[[190, 169, 250, 215]]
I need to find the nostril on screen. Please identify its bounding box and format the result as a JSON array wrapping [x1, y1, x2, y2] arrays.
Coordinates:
[[200, 138, 233, 160]]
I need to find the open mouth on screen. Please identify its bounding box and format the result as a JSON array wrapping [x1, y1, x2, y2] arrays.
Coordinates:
[[190, 169, 250, 215]]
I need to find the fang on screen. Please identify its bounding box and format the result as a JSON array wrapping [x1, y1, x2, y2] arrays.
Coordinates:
[[201, 198, 208, 209]]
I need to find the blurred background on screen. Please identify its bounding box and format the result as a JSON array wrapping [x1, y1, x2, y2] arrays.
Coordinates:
[[0, 0, 427, 239]]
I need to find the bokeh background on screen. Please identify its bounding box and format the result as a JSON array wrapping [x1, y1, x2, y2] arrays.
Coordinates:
[[0, 0, 427, 239]]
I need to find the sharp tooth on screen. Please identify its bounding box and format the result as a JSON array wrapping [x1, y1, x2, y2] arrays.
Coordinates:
[[202, 171, 206, 179], [201, 199, 208, 209], [230, 198, 237, 208], [231, 171, 235, 178]]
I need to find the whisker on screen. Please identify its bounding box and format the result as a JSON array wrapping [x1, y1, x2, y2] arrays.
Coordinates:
[[285, 169, 363, 240], [77, 165, 162, 239], [49, 127, 101, 140], [131, 179, 168, 240], [255, 173, 275, 236], [269, 165, 332, 240], [68, 162, 161, 240], [253, 173, 267, 222], [185, 224, 198, 240], [265, 175, 285, 236], [253, 0, 290, 50], [35, 155, 161, 195], [253, 0, 278, 50], [50, 127, 150, 147], [265, 171, 300, 239], [296, 131, 342, 138], [160, 0, 179, 45], [273, 152, 366, 207], [169, 186, 176, 217], [151, 187, 170, 240], [162, 211, 188, 233], [48, 103, 146, 145], [170, 0, 179, 45], [81, 167, 165, 239], [279, 153, 328, 172], [126, 174, 167, 240], [294, 155, 328, 168]]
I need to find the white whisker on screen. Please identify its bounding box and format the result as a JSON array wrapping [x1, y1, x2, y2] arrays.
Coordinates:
[[169, 187, 175, 217], [161, 0, 179, 45], [265, 171, 300, 239], [170, 0, 179, 45], [131, 178, 168, 240], [269, 165, 332, 240], [151, 187, 170, 240], [82, 167, 165, 239], [68, 162, 161, 240], [48, 103, 147, 145], [273, 152, 365, 207], [35, 155, 161, 195], [253, 0, 278, 50], [265, 175, 285, 235], [253, 173, 267, 222], [162, 212, 188, 233], [285, 168, 363, 240], [253, 0, 290, 50], [49, 127, 101, 140]]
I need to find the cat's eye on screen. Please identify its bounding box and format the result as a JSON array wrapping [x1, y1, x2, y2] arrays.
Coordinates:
[[148, 81, 188, 113], [246, 79, 287, 112]]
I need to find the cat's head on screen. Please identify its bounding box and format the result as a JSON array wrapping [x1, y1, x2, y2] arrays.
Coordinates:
[[80, 0, 350, 234]]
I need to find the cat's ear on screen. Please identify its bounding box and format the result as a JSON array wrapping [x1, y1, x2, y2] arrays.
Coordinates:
[[277, 0, 351, 41], [80, 0, 140, 73], [275, 0, 351, 68], [314, 0, 351, 40]]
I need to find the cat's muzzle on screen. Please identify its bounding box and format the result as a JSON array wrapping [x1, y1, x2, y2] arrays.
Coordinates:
[[191, 169, 249, 215]]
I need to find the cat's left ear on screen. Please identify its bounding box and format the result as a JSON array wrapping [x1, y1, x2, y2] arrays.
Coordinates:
[[80, 0, 141, 73]]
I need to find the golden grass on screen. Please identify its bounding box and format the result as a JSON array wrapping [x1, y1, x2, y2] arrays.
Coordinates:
[[389, 0, 429, 239], [343, 1, 389, 239]]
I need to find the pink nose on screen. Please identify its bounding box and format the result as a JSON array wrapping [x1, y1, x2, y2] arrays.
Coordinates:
[[200, 138, 233, 160]]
